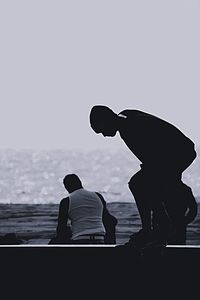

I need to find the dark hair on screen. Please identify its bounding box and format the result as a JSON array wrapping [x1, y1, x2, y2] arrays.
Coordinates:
[[63, 174, 82, 192], [89, 105, 116, 133]]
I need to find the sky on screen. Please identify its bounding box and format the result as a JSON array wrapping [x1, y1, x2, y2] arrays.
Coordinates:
[[0, 0, 199, 150]]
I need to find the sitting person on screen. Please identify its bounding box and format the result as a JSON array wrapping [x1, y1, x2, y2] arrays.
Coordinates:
[[49, 174, 117, 245]]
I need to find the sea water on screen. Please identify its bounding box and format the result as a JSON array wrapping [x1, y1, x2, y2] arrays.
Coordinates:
[[0, 148, 199, 204]]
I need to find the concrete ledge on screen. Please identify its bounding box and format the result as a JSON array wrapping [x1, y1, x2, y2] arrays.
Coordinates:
[[1, 244, 200, 265], [0, 244, 199, 295]]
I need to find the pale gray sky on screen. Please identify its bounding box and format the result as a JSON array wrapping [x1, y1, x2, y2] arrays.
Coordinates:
[[0, 0, 199, 150]]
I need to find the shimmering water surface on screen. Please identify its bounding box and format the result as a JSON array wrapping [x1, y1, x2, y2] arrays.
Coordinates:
[[0, 148, 199, 204]]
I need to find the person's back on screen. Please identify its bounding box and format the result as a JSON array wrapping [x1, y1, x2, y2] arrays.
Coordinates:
[[68, 188, 105, 240], [52, 174, 112, 245], [118, 109, 196, 170]]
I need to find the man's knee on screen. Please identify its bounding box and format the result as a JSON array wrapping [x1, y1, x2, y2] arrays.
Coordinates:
[[128, 174, 137, 189], [179, 145, 197, 172], [128, 172, 143, 192], [128, 176, 135, 189]]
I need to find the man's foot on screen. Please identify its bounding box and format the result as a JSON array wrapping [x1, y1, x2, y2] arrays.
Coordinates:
[[125, 229, 167, 249]]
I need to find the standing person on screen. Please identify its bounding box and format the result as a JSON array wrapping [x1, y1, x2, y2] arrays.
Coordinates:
[[55, 174, 117, 244], [89, 105, 197, 248]]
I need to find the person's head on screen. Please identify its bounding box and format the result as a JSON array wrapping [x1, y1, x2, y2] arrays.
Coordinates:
[[89, 105, 118, 137], [63, 174, 83, 193]]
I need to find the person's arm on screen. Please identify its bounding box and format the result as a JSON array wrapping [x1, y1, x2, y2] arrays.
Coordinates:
[[95, 192, 117, 224], [96, 192, 107, 211], [95, 192, 117, 244], [56, 197, 69, 237]]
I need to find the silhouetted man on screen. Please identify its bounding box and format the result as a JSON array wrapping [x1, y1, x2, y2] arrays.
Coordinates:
[[89, 106, 197, 247], [52, 174, 117, 244]]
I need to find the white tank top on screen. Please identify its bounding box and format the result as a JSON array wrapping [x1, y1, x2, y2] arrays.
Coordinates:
[[68, 188, 106, 240]]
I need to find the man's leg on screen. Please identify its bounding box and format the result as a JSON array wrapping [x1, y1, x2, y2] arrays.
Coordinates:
[[128, 170, 152, 232], [129, 167, 174, 245]]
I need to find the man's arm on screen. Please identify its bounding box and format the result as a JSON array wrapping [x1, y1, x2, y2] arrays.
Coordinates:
[[95, 192, 117, 244], [56, 197, 69, 236], [95, 192, 117, 223], [95, 192, 107, 210]]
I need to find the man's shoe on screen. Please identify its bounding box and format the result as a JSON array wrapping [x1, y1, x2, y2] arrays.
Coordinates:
[[125, 229, 166, 249]]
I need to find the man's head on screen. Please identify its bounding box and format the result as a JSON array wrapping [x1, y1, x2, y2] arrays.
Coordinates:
[[89, 105, 118, 137], [63, 174, 83, 193]]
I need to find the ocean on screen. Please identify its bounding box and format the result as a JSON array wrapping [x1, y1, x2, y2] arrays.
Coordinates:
[[0, 148, 199, 204], [0, 148, 199, 245]]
